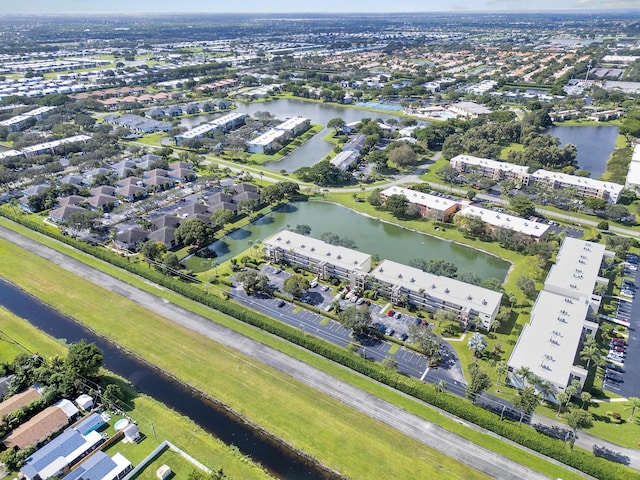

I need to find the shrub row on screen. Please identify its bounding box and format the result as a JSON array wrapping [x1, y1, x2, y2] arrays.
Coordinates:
[[1, 210, 637, 480]]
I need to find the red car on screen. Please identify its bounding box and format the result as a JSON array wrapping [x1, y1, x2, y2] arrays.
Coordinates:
[[387, 310, 395, 317]]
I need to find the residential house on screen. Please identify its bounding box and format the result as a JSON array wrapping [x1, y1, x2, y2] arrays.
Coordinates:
[[61, 451, 132, 480], [49, 205, 87, 223], [4, 399, 79, 450], [20, 429, 104, 480], [114, 228, 148, 250], [147, 226, 177, 248]]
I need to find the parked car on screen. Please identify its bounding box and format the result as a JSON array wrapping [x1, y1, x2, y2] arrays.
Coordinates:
[[385, 328, 395, 336], [277, 300, 285, 307], [378, 324, 386, 333], [605, 373, 624, 383], [356, 298, 364, 305], [400, 333, 409, 341], [394, 312, 402, 319], [611, 338, 627, 346], [322, 285, 330, 291], [607, 364, 625, 373], [387, 310, 395, 317], [310, 281, 318, 288], [274, 268, 282, 274]]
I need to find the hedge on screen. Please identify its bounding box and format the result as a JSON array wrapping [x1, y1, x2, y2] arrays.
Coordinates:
[[1, 210, 637, 480]]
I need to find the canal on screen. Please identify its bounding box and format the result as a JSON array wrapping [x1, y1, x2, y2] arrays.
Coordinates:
[[547, 125, 618, 179], [205, 201, 510, 281], [0, 277, 337, 480]]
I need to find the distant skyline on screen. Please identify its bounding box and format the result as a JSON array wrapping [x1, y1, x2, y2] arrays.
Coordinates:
[[1, 0, 639, 14]]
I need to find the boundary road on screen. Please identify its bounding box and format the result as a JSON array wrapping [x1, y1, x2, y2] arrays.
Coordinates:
[[0, 224, 568, 480]]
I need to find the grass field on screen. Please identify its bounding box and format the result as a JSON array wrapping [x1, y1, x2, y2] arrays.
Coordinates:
[[0, 218, 608, 479], [0, 237, 492, 480], [0, 309, 272, 480]]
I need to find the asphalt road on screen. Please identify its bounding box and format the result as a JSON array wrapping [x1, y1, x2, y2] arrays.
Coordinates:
[[0, 224, 561, 480]]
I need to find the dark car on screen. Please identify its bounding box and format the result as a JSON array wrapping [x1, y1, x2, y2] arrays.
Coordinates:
[[400, 333, 409, 341], [605, 373, 624, 383], [607, 363, 625, 373], [277, 300, 285, 307]]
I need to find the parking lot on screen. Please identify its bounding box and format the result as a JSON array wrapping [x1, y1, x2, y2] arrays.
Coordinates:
[[233, 265, 466, 386], [602, 253, 639, 396]]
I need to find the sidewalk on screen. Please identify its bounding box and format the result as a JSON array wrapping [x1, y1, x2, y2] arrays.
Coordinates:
[[531, 412, 640, 469]]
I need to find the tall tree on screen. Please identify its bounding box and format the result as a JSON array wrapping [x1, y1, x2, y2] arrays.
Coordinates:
[[283, 275, 310, 299], [337, 305, 371, 334], [626, 397, 640, 421], [66, 340, 103, 381], [467, 332, 487, 359], [175, 218, 215, 249]]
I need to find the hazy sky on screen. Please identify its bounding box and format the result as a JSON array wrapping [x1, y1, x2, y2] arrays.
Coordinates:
[[1, 0, 639, 14]]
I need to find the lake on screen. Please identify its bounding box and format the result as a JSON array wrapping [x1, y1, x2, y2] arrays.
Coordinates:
[[547, 125, 619, 179], [207, 201, 510, 281], [181, 98, 407, 172]]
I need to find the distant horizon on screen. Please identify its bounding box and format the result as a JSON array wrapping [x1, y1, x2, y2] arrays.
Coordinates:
[[2, 0, 639, 15]]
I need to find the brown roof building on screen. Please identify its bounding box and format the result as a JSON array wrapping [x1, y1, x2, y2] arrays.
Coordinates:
[[0, 388, 41, 420], [3, 399, 78, 449]]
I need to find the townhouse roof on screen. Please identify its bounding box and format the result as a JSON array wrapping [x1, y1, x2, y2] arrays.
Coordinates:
[[4, 399, 78, 449]]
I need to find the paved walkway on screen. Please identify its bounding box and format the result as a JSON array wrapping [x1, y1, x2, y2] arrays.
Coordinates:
[[2, 224, 637, 477], [2, 225, 556, 480]]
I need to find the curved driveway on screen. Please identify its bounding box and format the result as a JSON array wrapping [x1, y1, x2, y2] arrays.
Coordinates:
[[1, 225, 585, 480]]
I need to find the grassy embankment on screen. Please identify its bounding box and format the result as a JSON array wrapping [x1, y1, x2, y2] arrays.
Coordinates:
[[0, 236, 491, 480], [0, 217, 590, 480], [0, 307, 272, 480]]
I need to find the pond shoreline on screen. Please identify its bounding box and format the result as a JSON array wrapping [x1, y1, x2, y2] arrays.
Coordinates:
[[313, 199, 515, 283]]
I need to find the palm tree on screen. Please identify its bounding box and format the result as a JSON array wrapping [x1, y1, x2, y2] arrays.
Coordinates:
[[528, 374, 543, 392], [435, 379, 447, 394], [556, 392, 568, 417], [581, 392, 592, 410], [488, 318, 501, 339], [538, 381, 558, 405], [467, 332, 487, 359], [580, 344, 601, 369], [495, 361, 508, 391], [515, 366, 532, 386], [626, 397, 640, 422]]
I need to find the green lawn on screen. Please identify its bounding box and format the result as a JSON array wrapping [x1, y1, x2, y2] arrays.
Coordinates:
[[0, 219, 596, 480], [0, 311, 271, 480], [499, 143, 524, 160], [0, 236, 491, 480], [132, 449, 199, 480]]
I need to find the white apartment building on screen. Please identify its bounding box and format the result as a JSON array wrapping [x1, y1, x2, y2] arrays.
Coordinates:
[[457, 205, 551, 241], [450, 154, 530, 185], [450, 154, 624, 203], [380, 186, 460, 221], [263, 230, 371, 287], [531, 169, 624, 204], [264, 230, 502, 328], [370, 260, 502, 329], [508, 238, 610, 398]]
